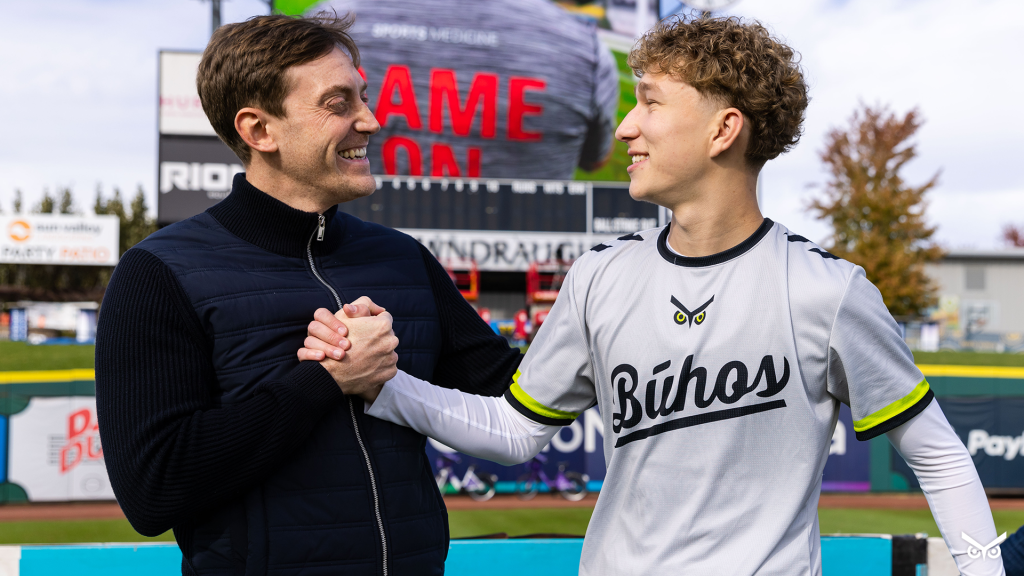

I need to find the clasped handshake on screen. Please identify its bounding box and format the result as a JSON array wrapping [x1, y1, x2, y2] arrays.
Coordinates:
[[295, 296, 397, 403]]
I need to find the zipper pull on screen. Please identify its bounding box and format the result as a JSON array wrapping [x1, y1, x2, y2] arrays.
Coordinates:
[[317, 214, 325, 241]]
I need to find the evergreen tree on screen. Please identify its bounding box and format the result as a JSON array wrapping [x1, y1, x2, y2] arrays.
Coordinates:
[[35, 189, 56, 214], [58, 187, 76, 214], [809, 104, 944, 317]]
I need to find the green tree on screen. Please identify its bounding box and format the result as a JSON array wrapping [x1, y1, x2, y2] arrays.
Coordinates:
[[95, 185, 156, 257], [58, 187, 76, 215], [34, 189, 55, 214], [12, 190, 22, 214], [809, 104, 944, 317]]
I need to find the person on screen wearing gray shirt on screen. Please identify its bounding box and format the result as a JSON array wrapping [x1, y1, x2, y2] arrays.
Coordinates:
[[320, 0, 620, 179]]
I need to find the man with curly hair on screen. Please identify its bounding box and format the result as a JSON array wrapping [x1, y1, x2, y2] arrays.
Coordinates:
[[301, 15, 1002, 575]]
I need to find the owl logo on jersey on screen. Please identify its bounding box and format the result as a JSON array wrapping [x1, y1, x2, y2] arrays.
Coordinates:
[[670, 295, 714, 327]]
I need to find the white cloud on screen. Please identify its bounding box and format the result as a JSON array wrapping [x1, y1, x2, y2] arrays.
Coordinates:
[[728, 0, 1024, 249], [0, 0, 270, 216]]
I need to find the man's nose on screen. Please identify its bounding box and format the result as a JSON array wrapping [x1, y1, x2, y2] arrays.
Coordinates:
[[615, 108, 640, 142], [357, 102, 381, 135]]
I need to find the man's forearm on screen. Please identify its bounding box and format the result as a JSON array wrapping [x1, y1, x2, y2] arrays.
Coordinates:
[[887, 401, 1005, 576], [365, 370, 558, 465]]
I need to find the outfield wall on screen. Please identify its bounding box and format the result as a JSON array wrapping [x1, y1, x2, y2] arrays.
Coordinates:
[[1, 365, 1023, 502]]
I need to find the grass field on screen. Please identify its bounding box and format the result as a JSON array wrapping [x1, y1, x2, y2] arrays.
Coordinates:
[[0, 341, 95, 371], [0, 342, 1020, 373], [2, 507, 1024, 545], [913, 350, 1024, 367]]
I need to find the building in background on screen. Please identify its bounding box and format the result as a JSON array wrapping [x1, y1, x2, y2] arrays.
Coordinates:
[[918, 249, 1024, 352]]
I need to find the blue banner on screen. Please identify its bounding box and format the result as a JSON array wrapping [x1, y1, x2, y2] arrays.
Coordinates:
[[0, 414, 7, 483], [894, 397, 1024, 489], [822, 403, 871, 492], [426, 403, 871, 493]]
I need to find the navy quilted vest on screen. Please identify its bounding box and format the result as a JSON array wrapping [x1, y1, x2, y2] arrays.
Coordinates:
[[135, 177, 447, 575]]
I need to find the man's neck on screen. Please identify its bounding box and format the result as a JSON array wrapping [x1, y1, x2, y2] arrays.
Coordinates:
[[244, 163, 332, 214], [664, 173, 763, 258]]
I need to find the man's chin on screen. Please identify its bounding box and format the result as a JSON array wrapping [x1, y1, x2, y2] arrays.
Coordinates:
[[628, 181, 655, 203], [329, 175, 377, 204], [628, 181, 674, 209]]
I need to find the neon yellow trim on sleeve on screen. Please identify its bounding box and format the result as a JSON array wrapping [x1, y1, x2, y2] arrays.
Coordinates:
[[509, 370, 580, 421], [853, 379, 930, 433]]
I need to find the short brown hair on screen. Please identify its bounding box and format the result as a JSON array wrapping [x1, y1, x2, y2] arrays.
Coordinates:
[[629, 14, 808, 167], [197, 12, 360, 163]]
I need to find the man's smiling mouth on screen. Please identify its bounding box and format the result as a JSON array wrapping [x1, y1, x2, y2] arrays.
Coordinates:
[[338, 147, 367, 159]]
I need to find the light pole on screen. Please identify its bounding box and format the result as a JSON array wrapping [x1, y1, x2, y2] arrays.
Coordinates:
[[198, 0, 223, 37], [210, 0, 221, 34]]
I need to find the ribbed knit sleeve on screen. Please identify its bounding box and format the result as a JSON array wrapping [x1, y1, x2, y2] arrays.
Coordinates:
[[418, 244, 522, 397], [95, 248, 345, 537]]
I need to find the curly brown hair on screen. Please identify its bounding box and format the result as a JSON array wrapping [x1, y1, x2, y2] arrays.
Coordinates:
[[629, 14, 808, 167], [197, 12, 360, 164]]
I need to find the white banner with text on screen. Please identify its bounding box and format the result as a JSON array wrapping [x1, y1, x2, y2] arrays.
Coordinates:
[[1, 215, 119, 266], [403, 229, 621, 272]]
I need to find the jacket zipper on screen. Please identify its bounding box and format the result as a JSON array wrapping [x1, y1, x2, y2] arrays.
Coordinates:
[[306, 215, 389, 576]]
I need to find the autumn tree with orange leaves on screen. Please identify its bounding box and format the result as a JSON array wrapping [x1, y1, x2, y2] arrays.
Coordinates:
[[1004, 224, 1024, 247], [809, 105, 944, 318]]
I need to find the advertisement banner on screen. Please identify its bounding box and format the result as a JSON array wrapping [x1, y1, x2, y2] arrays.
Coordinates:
[[406, 229, 618, 272], [1, 215, 119, 266], [427, 404, 859, 492], [7, 397, 115, 501], [893, 397, 1024, 490], [821, 403, 870, 492], [0, 415, 7, 483], [426, 407, 606, 490], [158, 136, 244, 224], [159, 51, 216, 136]]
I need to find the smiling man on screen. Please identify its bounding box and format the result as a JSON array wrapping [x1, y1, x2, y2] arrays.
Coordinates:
[[95, 13, 520, 576], [302, 14, 1004, 575]]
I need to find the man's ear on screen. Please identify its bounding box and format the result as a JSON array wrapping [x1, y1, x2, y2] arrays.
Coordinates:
[[708, 107, 745, 160], [235, 107, 278, 155]]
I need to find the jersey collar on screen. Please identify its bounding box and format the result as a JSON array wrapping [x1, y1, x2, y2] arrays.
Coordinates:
[[657, 218, 774, 267]]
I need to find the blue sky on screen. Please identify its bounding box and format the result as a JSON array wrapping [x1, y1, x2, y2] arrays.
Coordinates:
[[0, 0, 1021, 249]]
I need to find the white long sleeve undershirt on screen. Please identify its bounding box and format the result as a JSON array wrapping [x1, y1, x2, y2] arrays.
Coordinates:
[[366, 370, 1004, 575]]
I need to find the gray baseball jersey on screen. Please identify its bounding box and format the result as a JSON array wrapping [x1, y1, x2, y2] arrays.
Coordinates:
[[504, 219, 931, 575], [318, 0, 619, 179]]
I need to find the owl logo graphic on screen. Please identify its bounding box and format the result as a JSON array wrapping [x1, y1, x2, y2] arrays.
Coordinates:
[[670, 295, 714, 327]]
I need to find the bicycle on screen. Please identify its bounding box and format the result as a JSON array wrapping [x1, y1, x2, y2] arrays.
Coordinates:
[[516, 453, 589, 501], [434, 453, 497, 502]]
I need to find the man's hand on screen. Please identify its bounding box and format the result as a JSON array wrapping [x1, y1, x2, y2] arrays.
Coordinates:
[[298, 297, 396, 399], [297, 296, 387, 361]]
